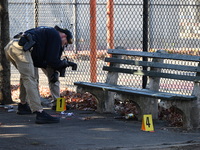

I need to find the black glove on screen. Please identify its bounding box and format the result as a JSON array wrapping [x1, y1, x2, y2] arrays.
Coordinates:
[[56, 59, 77, 77], [50, 71, 59, 83], [61, 59, 77, 71], [62, 59, 70, 68], [58, 59, 69, 77], [59, 61, 77, 77], [59, 67, 66, 77], [68, 61, 77, 70]]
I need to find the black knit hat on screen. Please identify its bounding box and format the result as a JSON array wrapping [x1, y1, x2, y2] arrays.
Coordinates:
[[54, 25, 73, 44]]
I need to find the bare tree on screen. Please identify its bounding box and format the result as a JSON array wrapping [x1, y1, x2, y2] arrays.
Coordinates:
[[0, 0, 13, 104]]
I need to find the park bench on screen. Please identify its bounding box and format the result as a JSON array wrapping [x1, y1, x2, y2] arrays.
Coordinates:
[[74, 47, 200, 129]]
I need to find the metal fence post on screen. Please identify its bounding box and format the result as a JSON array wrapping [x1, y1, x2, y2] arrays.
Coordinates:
[[107, 0, 114, 49], [73, 0, 78, 53], [34, 0, 39, 27], [90, 0, 97, 83], [142, 0, 149, 88]]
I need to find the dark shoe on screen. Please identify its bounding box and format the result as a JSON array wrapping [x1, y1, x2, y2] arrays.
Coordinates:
[[35, 111, 60, 124], [17, 103, 32, 115]]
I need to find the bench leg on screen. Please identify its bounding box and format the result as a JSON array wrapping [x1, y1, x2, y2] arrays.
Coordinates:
[[190, 102, 200, 129], [106, 91, 115, 113], [192, 83, 200, 129], [133, 97, 158, 120], [142, 97, 158, 120], [182, 100, 199, 129], [114, 93, 158, 120], [162, 100, 199, 129], [76, 86, 115, 113]]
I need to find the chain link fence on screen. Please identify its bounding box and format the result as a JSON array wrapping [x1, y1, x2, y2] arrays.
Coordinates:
[[8, 0, 200, 95]]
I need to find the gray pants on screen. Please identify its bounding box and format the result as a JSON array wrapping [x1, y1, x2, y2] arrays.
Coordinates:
[[4, 40, 43, 112], [35, 67, 60, 104]]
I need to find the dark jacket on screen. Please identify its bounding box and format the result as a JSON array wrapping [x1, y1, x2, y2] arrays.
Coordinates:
[[25, 26, 65, 70]]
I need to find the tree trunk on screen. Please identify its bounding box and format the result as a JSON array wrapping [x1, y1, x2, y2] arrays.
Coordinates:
[[0, 0, 13, 104]]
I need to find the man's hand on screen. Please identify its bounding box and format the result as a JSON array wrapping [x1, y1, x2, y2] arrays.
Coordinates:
[[50, 59, 77, 82], [50, 71, 59, 83], [62, 59, 70, 68], [68, 61, 77, 70], [58, 59, 77, 77], [62, 59, 77, 70]]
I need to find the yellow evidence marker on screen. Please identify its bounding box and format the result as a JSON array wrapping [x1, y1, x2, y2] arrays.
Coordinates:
[[56, 97, 66, 112], [141, 114, 154, 132]]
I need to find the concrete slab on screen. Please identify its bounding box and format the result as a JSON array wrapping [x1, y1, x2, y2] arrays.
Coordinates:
[[0, 105, 200, 150]]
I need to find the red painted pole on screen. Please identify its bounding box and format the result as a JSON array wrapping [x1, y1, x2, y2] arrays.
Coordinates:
[[90, 0, 97, 82], [107, 0, 114, 49]]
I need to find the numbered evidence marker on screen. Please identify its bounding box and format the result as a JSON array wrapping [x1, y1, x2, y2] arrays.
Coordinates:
[[141, 114, 154, 132], [56, 97, 66, 112]]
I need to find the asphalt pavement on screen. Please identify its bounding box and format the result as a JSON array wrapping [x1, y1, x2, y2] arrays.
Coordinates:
[[0, 103, 200, 150]]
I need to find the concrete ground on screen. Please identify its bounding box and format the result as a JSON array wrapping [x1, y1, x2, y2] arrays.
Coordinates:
[[0, 104, 200, 150]]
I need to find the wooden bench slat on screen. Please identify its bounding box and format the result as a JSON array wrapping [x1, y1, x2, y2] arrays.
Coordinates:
[[103, 66, 200, 82], [74, 82, 196, 101], [108, 49, 200, 62], [105, 57, 200, 72]]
